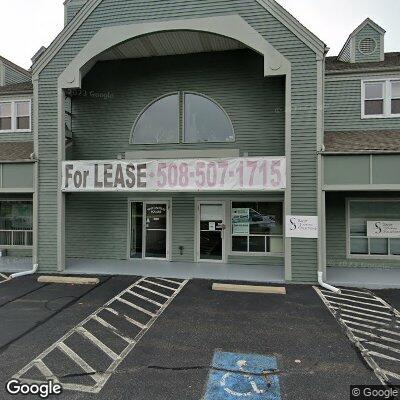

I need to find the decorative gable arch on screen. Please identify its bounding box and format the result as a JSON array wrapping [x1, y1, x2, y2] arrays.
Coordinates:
[[59, 15, 291, 89]]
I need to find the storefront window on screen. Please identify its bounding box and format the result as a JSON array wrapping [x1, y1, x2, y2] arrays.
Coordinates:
[[231, 202, 283, 254], [0, 201, 33, 247], [348, 200, 400, 257]]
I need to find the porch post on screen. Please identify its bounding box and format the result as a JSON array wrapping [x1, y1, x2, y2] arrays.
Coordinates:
[[284, 73, 292, 281], [57, 87, 66, 272]]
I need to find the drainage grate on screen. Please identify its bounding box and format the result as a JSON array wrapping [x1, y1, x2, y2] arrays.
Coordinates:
[[13, 277, 188, 393], [314, 286, 400, 386]]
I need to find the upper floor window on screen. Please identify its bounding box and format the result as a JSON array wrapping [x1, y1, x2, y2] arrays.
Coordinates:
[[0, 100, 31, 132], [131, 92, 234, 144], [362, 79, 400, 118]]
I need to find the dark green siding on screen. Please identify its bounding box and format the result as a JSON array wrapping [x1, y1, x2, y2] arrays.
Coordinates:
[[69, 50, 285, 159], [38, 0, 319, 281], [326, 192, 400, 269], [354, 25, 382, 64], [325, 77, 400, 132], [65, 192, 284, 266], [4, 65, 30, 86]]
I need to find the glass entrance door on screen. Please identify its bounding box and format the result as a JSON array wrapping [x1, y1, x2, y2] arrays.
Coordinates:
[[130, 201, 169, 260], [198, 202, 225, 262]]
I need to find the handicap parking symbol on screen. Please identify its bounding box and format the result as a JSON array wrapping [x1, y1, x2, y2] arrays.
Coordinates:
[[204, 351, 281, 400]]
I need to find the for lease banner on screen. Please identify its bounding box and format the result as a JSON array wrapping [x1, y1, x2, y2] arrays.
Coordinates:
[[367, 221, 400, 238], [62, 157, 286, 192]]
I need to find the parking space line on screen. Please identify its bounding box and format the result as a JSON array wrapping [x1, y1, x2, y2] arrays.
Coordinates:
[[315, 286, 400, 386], [13, 277, 188, 393], [142, 279, 177, 291], [0, 273, 10, 284]]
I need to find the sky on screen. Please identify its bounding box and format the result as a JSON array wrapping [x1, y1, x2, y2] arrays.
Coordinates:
[[0, 0, 399, 70]]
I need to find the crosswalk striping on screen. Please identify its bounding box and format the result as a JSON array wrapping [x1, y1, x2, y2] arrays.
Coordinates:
[[314, 286, 400, 386], [13, 277, 188, 393]]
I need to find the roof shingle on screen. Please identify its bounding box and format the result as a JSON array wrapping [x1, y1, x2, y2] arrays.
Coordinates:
[[326, 52, 400, 72], [0, 82, 33, 96], [325, 131, 400, 152], [0, 142, 34, 161]]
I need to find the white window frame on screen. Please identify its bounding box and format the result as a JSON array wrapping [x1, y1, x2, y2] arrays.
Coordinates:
[[0, 99, 32, 133], [346, 198, 400, 260], [361, 79, 400, 119], [229, 199, 284, 257]]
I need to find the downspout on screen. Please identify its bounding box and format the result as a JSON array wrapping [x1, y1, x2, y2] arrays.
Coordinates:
[[9, 264, 38, 280], [317, 47, 341, 294]]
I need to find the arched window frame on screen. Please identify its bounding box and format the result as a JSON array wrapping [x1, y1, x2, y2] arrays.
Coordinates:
[[130, 92, 180, 145], [130, 91, 235, 144], [182, 91, 235, 144]]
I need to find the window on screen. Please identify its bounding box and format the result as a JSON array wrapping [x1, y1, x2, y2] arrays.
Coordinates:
[[392, 81, 400, 115], [0, 102, 12, 131], [348, 199, 400, 258], [0, 201, 33, 247], [131, 92, 234, 144], [0, 100, 31, 132], [231, 202, 283, 255], [362, 79, 400, 118]]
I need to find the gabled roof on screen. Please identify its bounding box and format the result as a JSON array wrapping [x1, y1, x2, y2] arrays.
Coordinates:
[[0, 81, 33, 95], [0, 56, 30, 78], [33, 0, 326, 76], [326, 52, 400, 73], [337, 18, 385, 62]]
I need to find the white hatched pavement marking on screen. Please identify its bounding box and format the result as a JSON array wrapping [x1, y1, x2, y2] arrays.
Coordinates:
[[0, 273, 10, 284], [314, 286, 400, 386], [13, 277, 188, 393]]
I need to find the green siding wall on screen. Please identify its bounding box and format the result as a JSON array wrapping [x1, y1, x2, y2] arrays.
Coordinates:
[[325, 77, 400, 131], [38, 0, 319, 281], [69, 50, 285, 159], [65, 192, 284, 266], [326, 192, 400, 269], [65, 0, 88, 25], [354, 25, 382, 64]]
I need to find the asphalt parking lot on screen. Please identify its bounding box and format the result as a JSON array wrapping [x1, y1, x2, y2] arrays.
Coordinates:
[[0, 275, 397, 399]]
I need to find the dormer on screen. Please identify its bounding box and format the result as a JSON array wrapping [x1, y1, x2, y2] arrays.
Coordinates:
[[64, 0, 88, 26], [338, 18, 385, 63]]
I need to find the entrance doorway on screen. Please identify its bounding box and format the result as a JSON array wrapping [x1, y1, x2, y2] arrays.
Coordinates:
[[130, 201, 170, 260], [197, 201, 226, 262]]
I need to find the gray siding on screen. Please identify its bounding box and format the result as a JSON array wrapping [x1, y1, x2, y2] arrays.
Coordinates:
[[69, 50, 285, 159], [65, 0, 88, 25], [38, 0, 319, 282], [65, 192, 284, 267], [355, 25, 382, 64], [326, 192, 400, 268], [4, 65, 30, 86], [325, 76, 400, 131]]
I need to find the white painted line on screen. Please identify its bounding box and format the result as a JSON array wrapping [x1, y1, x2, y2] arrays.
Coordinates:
[[135, 284, 170, 299], [324, 294, 390, 309], [92, 315, 134, 344], [156, 278, 182, 286], [126, 290, 163, 307], [13, 277, 189, 393], [314, 286, 400, 386], [57, 342, 102, 382], [76, 327, 120, 361], [142, 279, 176, 291], [116, 296, 156, 317], [34, 360, 60, 383]]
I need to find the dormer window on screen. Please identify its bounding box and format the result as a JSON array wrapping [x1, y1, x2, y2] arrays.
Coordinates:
[[362, 79, 400, 118]]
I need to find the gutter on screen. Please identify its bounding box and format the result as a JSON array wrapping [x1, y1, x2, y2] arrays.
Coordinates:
[[318, 271, 341, 294], [9, 264, 38, 280]]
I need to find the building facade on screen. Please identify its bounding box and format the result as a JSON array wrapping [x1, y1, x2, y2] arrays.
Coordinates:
[[0, 0, 399, 284]]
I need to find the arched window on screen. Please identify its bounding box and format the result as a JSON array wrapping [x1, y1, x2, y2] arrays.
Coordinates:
[[131, 92, 234, 144], [132, 93, 180, 144]]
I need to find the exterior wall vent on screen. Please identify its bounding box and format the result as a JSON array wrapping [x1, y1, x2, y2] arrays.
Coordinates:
[[359, 37, 377, 55]]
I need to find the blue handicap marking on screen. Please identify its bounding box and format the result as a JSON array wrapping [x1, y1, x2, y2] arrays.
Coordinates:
[[204, 351, 281, 400]]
